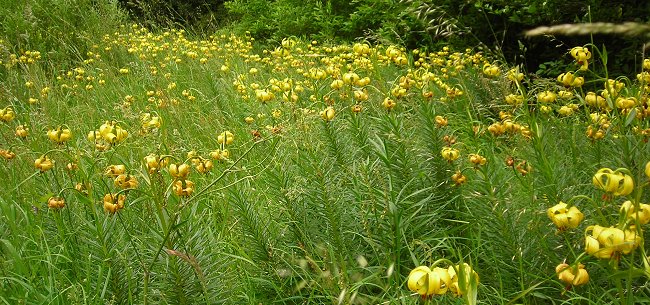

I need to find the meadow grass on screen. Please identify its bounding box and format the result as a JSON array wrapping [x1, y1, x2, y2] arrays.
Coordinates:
[[1, 17, 650, 305]]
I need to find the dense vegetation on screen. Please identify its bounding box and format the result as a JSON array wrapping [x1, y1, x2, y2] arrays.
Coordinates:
[[119, 0, 650, 73], [1, 0, 650, 304]]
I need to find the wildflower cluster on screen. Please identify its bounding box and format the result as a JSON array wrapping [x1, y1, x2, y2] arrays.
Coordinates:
[[546, 163, 650, 290]]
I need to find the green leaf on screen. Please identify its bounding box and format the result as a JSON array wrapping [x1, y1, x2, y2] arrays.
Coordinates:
[[625, 108, 637, 127], [39, 193, 54, 203]]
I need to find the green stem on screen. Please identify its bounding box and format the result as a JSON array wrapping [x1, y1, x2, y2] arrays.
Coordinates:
[[610, 258, 624, 305]]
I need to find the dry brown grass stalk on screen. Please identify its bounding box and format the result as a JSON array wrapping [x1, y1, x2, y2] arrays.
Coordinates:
[[526, 22, 650, 37]]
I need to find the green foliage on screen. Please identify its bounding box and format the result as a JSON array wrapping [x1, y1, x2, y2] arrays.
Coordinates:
[[223, 0, 464, 47], [221, 0, 649, 76], [118, 0, 230, 31]]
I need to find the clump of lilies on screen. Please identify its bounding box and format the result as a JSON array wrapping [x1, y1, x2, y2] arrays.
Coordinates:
[[47, 126, 72, 144], [407, 259, 479, 305], [548, 164, 650, 291], [170, 162, 194, 196], [584, 167, 644, 260], [211, 130, 234, 161], [88, 120, 129, 150]]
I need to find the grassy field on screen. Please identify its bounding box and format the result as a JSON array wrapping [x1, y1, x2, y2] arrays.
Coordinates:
[[1, 17, 650, 305]]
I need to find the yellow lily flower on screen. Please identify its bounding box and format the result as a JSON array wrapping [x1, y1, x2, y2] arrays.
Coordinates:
[[620, 201, 650, 225], [15, 124, 29, 138], [47, 197, 66, 209], [537, 91, 557, 103], [330, 79, 344, 90], [556, 263, 589, 286], [585, 225, 641, 259], [173, 179, 195, 196], [114, 174, 139, 189], [451, 171, 467, 185], [192, 158, 213, 174], [469, 154, 487, 166], [342, 72, 359, 85], [169, 163, 190, 180], [441, 147, 460, 162], [504, 94, 524, 106], [34, 155, 55, 172], [557, 72, 584, 87], [103, 193, 126, 214], [218, 131, 234, 145], [506, 67, 524, 82], [592, 168, 634, 196], [584, 92, 607, 108], [0, 106, 15, 122], [47, 126, 72, 143], [382, 97, 396, 110], [0, 149, 16, 160], [210, 149, 230, 161], [407, 266, 452, 297], [482, 63, 500, 77], [408, 266, 432, 296], [105, 165, 126, 177], [448, 263, 479, 304], [570, 46, 591, 70], [547, 202, 584, 230], [144, 154, 167, 174], [320, 106, 335, 122]]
